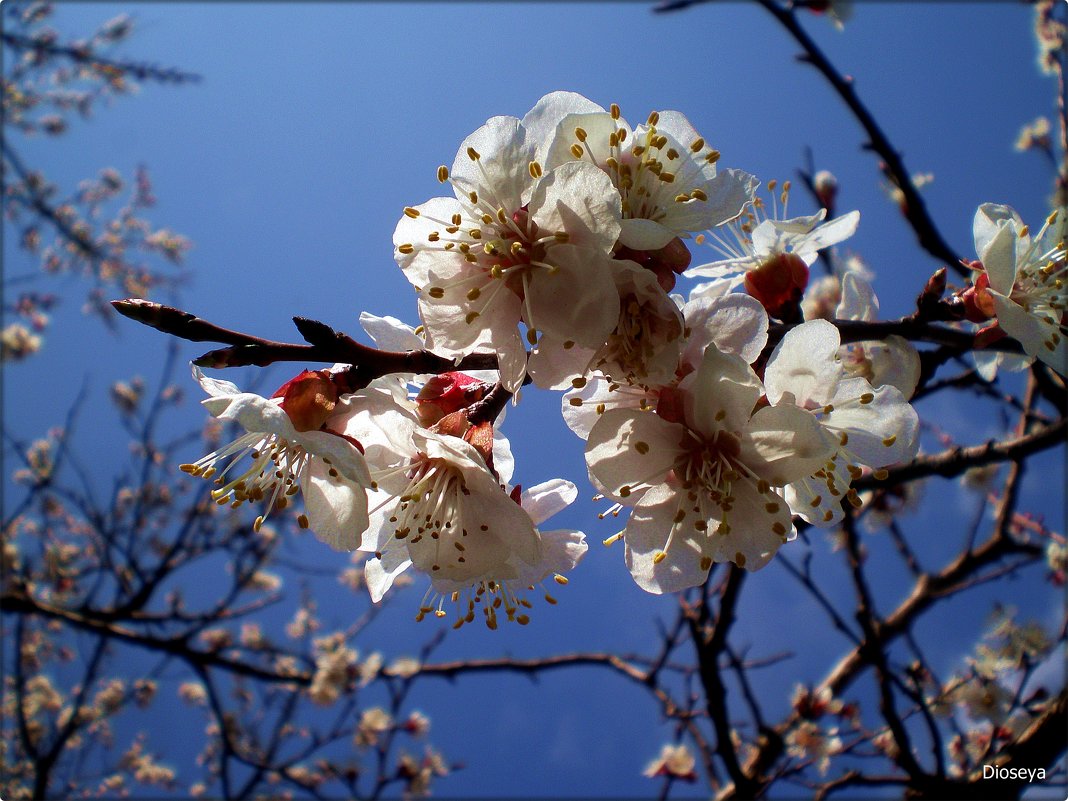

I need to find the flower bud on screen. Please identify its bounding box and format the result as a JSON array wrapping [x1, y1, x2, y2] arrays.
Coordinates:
[[743, 252, 810, 320], [271, 370, 339, 432], [416, 372, 491, 427]]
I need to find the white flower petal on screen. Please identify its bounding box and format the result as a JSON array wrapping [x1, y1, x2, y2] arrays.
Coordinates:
[[705, 479, 792, 571], [521, 478, 578, 526], [524, 245, 619, 346], [742, 404, 836, 485], [836, 271, 879, 321], [868, 336, 921, 398], [528, 334, 595, 390], [764, 319, 843, 406], [364, 546, 412, 603], [359, 312, 424, 352], [585, 409, 687, 503], [193, 365, 241, 398], [530, 161, 622, 252], [618, 217, 675, 250], [449, 115, 531, 212], [521, 91, 605, 164], [980, 221, 1019, 296], [682, 293, 769, 368], [973, 203, 1022, 262], [684, 345, 762, 435], [623, 483, 710, 594], [824, 379, 919, 467], [303, 461, 369, 551], [991, 292, 1066, 375]]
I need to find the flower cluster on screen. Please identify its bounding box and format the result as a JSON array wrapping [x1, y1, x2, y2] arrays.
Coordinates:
[[181, 91, 923, 613]]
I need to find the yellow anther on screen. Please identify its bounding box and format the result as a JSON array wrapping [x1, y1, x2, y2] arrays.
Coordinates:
[[610, 103, 621, 119], [873, 469, 889, 480], [466, 287, 481, 301], [1019, 225, 1030, 238], [652, 551, 667, 564], [859, 393, 875, 404], [575, 127, 587, 142], [658, 171, 676, 183], [253, 515, 264, 532], [526, 328, 538, 346], [528, 160, 543, 178], [690, 137, 705, 152], [691, 188, 708, 201], [635, 440, 650, 455], [437, 165, 449, 183], [647, 111, 660, 126], [882, 435, 897, 447], [570, 143, 584, 159], [569, 398, 583, 407], [571, 376, 587, 389], [467, 146, 480, 161], [403, 206, 420, 219], [465, 311, 480, 324], [705, 150, 720, 163], [427, 286, 445, 299], [554, 574, 569, 585], [398, 243, 414, 255], [516, 614, 530, 625]]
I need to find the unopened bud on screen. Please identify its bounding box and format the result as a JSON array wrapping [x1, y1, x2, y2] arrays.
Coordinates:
[[271, 370, 339, 432], [813, 169, 837, 210]]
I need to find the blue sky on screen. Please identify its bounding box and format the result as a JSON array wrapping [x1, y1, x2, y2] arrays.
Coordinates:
[[4, 1, 1065, 797]]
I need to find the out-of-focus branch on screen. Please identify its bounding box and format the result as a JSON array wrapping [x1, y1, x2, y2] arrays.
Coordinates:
[[751, 0, 965, 275], [2, 144, 102, 262], [1, 31, 202, 84]]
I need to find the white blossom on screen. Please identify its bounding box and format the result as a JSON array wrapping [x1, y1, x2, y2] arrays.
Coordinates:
[[688, 181, 859, 317], [533, 91, 755, 252], [182, 366, 372, 550], [338, 387, 585, 627], [393, 106, 625, 392], [763, 319, 920, 526], [585, 343, 835, 591]]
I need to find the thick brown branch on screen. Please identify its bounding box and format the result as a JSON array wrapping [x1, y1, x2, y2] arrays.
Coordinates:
[[853, 418, 1066, 491], [110, 299, 501, 381]]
